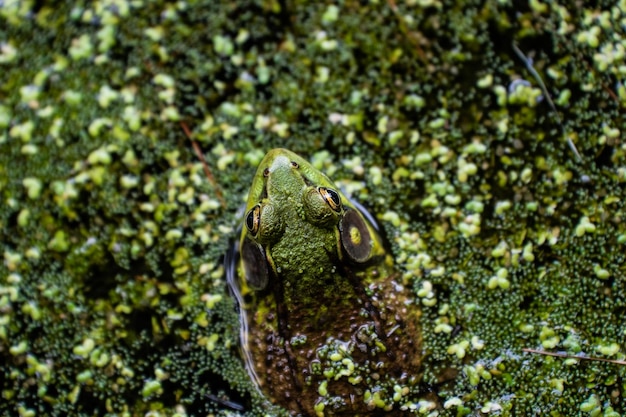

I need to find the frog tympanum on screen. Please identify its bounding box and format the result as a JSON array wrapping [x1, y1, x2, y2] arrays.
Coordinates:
[[229, 149, 422, 416]]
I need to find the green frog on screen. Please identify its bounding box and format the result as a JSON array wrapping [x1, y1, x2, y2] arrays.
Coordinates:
[[229, 149, 422, 416]]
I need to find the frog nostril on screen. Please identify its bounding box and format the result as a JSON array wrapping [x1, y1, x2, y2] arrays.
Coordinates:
[[263, 168, 270, 177]]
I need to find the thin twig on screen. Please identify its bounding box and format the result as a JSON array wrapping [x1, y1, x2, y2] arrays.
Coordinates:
[[386, 0, 427, 63], [180, 121, 226, 209], [205, 393, 245, 411], [512, 42, 582, 162], [523, 348, 626, 365]]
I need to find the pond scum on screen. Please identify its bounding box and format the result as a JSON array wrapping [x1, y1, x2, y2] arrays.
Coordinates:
[[1, 1, 625, 416]]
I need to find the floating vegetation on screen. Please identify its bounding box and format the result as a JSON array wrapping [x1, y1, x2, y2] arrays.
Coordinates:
[[1, 1, 624, 416]]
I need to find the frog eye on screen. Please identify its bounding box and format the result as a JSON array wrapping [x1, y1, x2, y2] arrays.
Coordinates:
[[245, 204, 284, 244], [339, 208, 372, 263], [290, 161, 299, 168], [319, 187, 342, 212], [303, 187, 342, 226], [241, 239, 269, 290], [245, 204, 262, 236]]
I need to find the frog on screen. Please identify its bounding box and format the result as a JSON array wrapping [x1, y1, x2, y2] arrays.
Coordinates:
[[228, 148, 422, 416]]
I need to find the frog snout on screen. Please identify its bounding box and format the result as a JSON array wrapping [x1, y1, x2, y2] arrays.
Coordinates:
[[267, 154, 291, 174]]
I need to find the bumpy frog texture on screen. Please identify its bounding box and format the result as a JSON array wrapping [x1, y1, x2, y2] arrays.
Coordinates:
[[231, 149, 422, 416]]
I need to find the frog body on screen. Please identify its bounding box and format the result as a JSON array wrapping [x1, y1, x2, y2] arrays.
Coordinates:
[[232, 149, 422, 416]]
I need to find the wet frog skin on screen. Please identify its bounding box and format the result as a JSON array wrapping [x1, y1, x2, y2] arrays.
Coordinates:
[[232, 149, 422, 416]]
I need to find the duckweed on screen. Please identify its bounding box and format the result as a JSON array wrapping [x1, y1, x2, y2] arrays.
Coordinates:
[[1, 0, 625, 416]]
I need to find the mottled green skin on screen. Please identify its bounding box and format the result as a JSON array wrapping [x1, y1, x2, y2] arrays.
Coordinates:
[[236, 149, 421, 416]]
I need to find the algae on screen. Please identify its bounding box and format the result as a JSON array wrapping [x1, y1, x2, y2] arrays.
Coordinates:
[[1, 0, 625, 416]]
